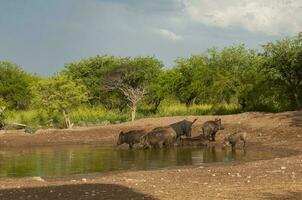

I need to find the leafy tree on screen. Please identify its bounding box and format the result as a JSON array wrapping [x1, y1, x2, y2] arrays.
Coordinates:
[[262, 33, 302, 110], [172, 55, 209, 106], [125, 56, 163, 86], [144, 70, 176, 113], [0, 61, 34, 109], [65, 55, 163, 113], [125, 56, 163, 112], [103, 57, 163, 120], [31, 75, 88, 128], [63, 55, 126, 109], [206, 45, 263, 108]]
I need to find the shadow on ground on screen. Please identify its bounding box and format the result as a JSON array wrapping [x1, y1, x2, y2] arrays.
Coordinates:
[[261, 191, 302, 200], [0, 183, 156, 200]]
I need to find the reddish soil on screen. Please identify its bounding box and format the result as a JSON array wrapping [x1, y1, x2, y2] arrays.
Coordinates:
[[0, 111, 302, 199]]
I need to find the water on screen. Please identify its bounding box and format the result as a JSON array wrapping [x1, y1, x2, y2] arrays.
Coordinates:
[[0, 145, 278, 177]]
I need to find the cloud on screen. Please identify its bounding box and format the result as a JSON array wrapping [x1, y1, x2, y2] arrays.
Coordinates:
[[157, 29, 182, 40], [183, 0, 302, 35]]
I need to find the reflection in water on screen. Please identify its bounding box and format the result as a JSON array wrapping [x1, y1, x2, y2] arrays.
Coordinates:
[[0, 145, 277, 177]]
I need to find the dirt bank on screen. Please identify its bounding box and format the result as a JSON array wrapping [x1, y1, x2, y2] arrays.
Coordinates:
[[0, 111, 302, 199]]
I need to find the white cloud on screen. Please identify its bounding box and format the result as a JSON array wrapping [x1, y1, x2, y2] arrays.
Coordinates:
[[183, 0, 302, 35], [157, 28, 182, 40]]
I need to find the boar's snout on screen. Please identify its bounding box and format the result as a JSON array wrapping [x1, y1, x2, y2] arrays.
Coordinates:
[[117, 131, 124, 145]]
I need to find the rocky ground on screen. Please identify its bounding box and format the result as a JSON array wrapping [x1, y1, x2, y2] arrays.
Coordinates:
[[0, 111, 302, 199]]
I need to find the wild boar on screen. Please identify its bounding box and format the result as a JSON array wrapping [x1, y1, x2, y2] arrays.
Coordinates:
[[117, 130, 146, 149], [153, 118, 198, 139], [179, 135, 209, 147], [222, 132, 247, 149], [140, 126, 177, 149], [202, 118, 224, 141]]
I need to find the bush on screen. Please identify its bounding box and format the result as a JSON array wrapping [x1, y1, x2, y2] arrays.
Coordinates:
[[69, 106, 128, 126]]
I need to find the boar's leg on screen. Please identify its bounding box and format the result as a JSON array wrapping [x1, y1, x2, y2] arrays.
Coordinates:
[[151, 142, 160, 149], [242, 139, 246, 149], [231, 142, 236, 149], [211, 132, 216, 141]]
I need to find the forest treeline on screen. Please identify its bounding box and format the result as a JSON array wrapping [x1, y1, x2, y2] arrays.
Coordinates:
[[0, 33, 301, 129]]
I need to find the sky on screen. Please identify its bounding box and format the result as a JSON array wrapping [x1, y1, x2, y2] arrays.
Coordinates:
[[0, 0, 301, 76]]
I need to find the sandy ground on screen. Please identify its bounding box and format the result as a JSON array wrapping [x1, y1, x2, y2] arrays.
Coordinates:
[[0, 111, 302, 199]]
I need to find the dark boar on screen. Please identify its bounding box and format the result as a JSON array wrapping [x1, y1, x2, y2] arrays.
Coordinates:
[[179, 135, 209, 147], [117, 130, 146, 149], [140, 127, 177, 149], [202, 118, 224, 141], [222, 132, 247, 149], [154, 118, 198, 139]]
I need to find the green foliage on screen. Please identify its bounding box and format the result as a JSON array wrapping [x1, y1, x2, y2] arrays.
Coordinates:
[[7, 107, 127, 128], [6, 110, 51, 127], [0, 98, 6, 129], [31, 75, 88, 114], [169, 45, 264, 109], [0, 61, 35, 109], [171, 52, 200, 104], [64, 56, 163, 111], [31, 75, 88, 128], [24, 126, 38, 134], [123, 56, 163, 87], [64, 55, 125, 107], [262, 33, 302, 109], [69, 106, 128, 126], [144, 70, 175, 112]]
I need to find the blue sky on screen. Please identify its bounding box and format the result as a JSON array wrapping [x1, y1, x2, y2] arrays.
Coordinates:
[[0, 0, 300, 75]]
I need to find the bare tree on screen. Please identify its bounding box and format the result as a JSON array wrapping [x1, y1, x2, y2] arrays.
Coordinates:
[[103, 67, 146, 121]]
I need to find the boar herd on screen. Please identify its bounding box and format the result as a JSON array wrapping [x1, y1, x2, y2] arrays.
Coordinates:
[[117, 118, 247, 150]]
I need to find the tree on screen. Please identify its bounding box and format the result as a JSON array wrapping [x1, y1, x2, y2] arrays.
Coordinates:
[[31, 75, 88, 128], [0, 61, 34, 109], [64, 55, 163, 112], [206, 45, 263, 108], [262, 33, 302, 110], [172, 55, 209, 106], [103, 57, 162, 121], [63, 55, 126, 108], [103, 65, 146, 121], [144, 70, 174, 113]]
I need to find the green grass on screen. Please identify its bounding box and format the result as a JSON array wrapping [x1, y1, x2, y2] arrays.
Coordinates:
[[6, 107, 128, 129], [5, 103, 242, 130], [6, 110, 49, 127], [69, 106, 128, 126], [155, 103, 241, 117]]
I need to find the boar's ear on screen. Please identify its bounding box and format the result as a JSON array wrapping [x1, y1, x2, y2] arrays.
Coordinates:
[[192, 118, 198, 124], [119, 131, 124, 135]]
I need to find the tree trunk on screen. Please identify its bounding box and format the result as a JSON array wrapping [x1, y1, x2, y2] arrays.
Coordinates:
[[293, 92, 302, 110], [192, 97, 197, 105], [151, 98, 162, 114], [131, 104, 137, 121], [239, 98, 247, 110], [62, 109, 73, 129]]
